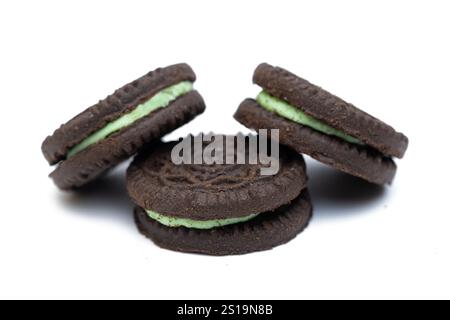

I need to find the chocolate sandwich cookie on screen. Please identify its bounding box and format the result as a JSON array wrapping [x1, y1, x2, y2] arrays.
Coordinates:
[[127, 135, 312, 255], [42, 63, 206, 190], [234, 63, 409, 185]]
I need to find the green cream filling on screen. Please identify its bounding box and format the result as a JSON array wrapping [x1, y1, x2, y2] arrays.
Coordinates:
[[146, 210, 259, 230], [256, 91, 362, 145], [68, 81, 194, 158]]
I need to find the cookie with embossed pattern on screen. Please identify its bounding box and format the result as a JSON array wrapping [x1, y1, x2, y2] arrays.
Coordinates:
[[234, 63, 409, 185], [41, 63, 206, 190], [127, 134, 311, 255]]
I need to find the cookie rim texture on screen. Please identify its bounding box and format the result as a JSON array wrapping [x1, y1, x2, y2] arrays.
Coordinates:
[[50, 91, 205, 190], [235, 99, 397, 185], [42, 63, 196, 165], [127, 134, 308, 220], [253, 63, 408, 159], [134, 190, 313, 256]]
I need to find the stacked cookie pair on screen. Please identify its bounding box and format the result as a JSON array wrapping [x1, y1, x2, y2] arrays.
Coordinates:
[[42, 63, 408, 255], [235, 64, 408, 185], [128, 137, 312, 255], [42, 64, 205, 190]]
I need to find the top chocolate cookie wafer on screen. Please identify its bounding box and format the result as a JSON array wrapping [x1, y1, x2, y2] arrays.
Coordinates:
[[42, 63, 196, 165], [253, 63, 408, 158], [127, 134, 308, 220]]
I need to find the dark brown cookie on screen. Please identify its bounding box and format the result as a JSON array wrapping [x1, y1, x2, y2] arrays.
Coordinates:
[[253, 63, 408, 159], [42, 63, 196, 165], [235, 99, 397, 185], [51, 91, 205, 190], [134, 190, 313, 256], [42, 63, 205, 190], [127, 134, 308, 220]]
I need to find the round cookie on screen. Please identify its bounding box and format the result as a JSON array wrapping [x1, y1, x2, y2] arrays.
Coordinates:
[[42, 63, 206, 190], [235, 63, 409, 185], [126, 134, 311, 255]]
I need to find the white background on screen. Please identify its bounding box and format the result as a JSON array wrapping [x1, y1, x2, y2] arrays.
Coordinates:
[[1, 0, 449, 300]]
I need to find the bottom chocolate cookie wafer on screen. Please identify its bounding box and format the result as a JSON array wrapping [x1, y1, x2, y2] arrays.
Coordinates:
[[235, 99, 397, 185], [134, 191, 312, 256]]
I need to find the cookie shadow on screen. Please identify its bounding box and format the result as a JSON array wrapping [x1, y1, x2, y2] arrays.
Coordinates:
[[55, 162, 135, 228], [306, 159, 387, 221]]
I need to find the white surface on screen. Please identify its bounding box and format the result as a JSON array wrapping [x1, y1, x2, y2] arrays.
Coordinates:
[[0, 0, 449, 300]]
